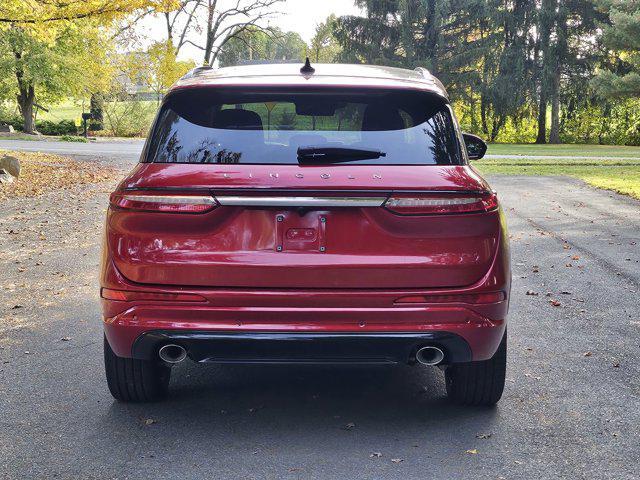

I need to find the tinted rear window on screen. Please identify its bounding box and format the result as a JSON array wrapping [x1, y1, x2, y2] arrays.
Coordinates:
[[145, 88, 462, 165]]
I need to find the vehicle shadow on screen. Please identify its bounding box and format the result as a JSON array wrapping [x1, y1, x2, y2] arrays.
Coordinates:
[[102, 361, 502, 443]]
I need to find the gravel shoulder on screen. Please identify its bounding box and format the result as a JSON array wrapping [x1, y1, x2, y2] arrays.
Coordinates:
[[0, 171, 638, 480]]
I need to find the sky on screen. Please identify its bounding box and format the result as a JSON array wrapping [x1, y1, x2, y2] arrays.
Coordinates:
[[139, 0, 363, 64], [272, 0, 362, 42]]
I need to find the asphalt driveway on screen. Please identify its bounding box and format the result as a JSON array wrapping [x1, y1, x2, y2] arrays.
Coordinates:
[[0, 167, 638, 479]]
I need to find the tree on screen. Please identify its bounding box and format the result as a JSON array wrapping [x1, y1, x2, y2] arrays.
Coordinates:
[[145, 40, 195, 100], [0, 22, 113, 133], [533, 0, 606, 143], [309, 14, 341, 63], [592, 0, 640, 98], [181, 0, 284, 65], [217, 26, 305, 67], [161, 0, 202, 55], [333, 1, 534, 141], [333, 1, 411, 67], [0, 0, 169, 134], [0, 0, 170, 24]]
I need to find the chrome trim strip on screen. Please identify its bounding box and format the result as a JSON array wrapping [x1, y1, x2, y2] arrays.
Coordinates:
[[215, 196, 386, 207], [122, 194, 217, 205]]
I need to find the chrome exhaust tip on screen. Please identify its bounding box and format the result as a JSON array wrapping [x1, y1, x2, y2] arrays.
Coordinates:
[[158, 344, 187, 364], [415, 346, 445, 366]]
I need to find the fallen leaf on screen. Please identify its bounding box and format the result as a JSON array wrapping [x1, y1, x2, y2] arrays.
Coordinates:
[[391, 458, 403, 463], [583, 351, 592, 357], [143, 418, 156, 425], [476, 433, 492, 439], [369, 452, 382, 458], [549, 300, 561, 307], [525, 290, 538, 296], [344, 422, 356, 430], [571, 255, 580, 260], [465, 449, 479, 455]]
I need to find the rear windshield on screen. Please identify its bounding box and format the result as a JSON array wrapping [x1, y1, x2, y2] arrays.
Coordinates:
[[144, 88, 463, 165]]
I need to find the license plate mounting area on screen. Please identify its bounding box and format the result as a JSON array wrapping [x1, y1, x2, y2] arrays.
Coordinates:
[[275, 213, 327, 253]]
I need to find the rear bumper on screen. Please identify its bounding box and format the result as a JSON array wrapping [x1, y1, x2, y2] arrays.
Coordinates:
[[102, 293, 507, 362], [132, 331, 473, 364]]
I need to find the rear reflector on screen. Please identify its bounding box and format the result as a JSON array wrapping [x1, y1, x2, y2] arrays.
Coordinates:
[[110, 192, 217, 213], [384, 192, 498, 215], [395, 292, 505, 305], [101, 288, 207, 303]]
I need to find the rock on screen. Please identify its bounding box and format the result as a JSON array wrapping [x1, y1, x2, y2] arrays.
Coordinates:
[[0, 155, 21, 183], [0, 172, 14, 184]]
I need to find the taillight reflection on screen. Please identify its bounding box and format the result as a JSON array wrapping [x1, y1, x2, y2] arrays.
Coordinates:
[[101, 288, 207, 303], [384, 192, 498, 215], [110, 192, 217, 213], [395, 292, 505, 305]]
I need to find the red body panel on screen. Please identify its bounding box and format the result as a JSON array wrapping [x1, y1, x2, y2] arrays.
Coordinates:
[[109, 164, 498, 289]]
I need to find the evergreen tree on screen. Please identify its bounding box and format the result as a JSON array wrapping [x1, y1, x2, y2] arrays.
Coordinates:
[[592, 0, 640, 98]]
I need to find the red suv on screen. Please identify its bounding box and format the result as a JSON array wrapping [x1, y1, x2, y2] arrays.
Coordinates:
[[101, 62, 510, 406]]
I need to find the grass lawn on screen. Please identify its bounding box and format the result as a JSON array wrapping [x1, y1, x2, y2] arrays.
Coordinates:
[[487, 143, 640, 159], [34, 99, 157, 137], [476, 157, 640, 200], [37, 100, 84, 122]]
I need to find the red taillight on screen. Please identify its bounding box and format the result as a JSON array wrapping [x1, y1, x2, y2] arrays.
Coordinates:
[[109, 192, 217, 213], [101, 288, 207, 303], [395, 292, 505, 305], [384, 192, 498, 215]]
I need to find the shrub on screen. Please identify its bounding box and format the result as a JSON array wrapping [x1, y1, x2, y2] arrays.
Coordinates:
[[60, 135, 88, 142], [35, 119, 77, 136], [102, 99, 155, 137]]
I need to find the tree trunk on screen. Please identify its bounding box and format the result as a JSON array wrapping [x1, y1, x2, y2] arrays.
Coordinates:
[[17, 85, 36, 134], [480, 96, 489, 138], [203, 4, 215, 65], [549, 6, 568, 145], [470, 95, 479, 133], [423, 0, 439, 74], [90, 93, 104, 130], [536, 0, 555, 144], [548, 70, 561, 144], [13, 49, 36, 134], [535, 92, 547, 144]]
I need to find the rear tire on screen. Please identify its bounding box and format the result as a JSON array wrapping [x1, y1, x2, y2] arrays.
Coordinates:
[[445, 330, 506, 406], [104, 335, 171, 402]]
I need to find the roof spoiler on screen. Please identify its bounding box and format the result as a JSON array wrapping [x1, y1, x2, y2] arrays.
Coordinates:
[[414, 67, 432, 79], [181, 65, 214, 80], [414, 67, 449, 99]]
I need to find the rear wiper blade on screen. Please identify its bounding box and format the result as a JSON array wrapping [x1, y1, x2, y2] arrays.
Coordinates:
[[297, 146, 386, 163]]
